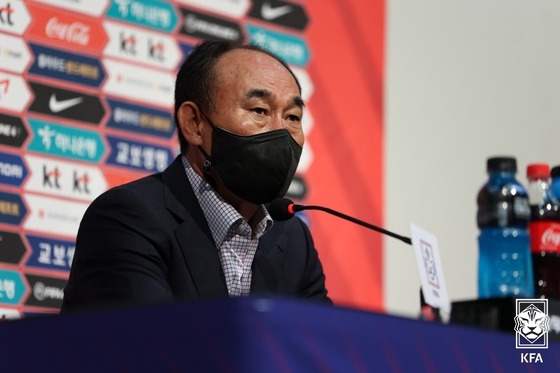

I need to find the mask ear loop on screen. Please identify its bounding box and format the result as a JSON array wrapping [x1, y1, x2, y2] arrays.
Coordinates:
[[197, 108, 216, 173], [198, 146, 212, 172], [197, 138, 218, 189]]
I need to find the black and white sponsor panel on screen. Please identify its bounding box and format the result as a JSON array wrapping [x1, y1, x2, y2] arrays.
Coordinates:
[[27, 81, 105, 125], [248, 0, 308, 31], [0, 230, 26, 265], [0, 114, 28, 148], [179, 7, 244, 43], [24, 274, 67, 310]]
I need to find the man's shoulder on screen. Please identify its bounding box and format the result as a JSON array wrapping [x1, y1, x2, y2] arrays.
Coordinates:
[[106, 172, 162, 195], [98, 156, 183, 201], [87, 172, 165, 213]]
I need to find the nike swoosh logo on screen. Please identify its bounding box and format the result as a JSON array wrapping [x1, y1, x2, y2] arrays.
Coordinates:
[[261, 2, 293, 20], [49, 94, 84, 113]]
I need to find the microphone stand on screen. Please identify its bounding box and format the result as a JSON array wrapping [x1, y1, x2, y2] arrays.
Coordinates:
[[295, 205, 412, 245]]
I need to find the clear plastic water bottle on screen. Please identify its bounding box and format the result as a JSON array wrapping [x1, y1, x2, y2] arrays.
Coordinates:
[[550, 165, 560, 201], [527, 163, 560, 299], [477, 157, 533, 298]]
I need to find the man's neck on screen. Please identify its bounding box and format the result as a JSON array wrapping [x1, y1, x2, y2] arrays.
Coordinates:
[[185, 151, 258, 222]]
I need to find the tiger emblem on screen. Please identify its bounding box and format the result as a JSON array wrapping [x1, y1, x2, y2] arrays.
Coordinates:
[[514, 303, 550, 343]]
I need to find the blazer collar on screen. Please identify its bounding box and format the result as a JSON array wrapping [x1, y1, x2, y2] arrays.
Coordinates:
[[162, 155, 227, 297], [161, 156, 206, 227], [161, 155, 285, 297], [251, 222, 289, 294]]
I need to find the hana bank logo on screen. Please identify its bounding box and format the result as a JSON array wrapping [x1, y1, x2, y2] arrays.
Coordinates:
[[27, 118, 105, 163], [245, 25, 309, 67], [107, 0, 177, 32]]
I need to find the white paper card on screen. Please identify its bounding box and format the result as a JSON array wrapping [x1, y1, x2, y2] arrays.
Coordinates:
[[410, 222, 451, 313]]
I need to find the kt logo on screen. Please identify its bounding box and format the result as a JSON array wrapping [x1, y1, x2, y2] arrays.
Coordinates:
[[120, 32, 137, 55], [148, 39, 165, 62], [43, 165, 60, 189], [0, 3, 14, 26], [42, 166, 90, 194], [73, 171, 90, 194]]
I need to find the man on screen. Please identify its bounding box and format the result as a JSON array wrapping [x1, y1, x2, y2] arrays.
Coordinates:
[[60, 41, 331, 312]]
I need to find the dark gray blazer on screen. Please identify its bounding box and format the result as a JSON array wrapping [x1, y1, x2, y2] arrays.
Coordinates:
[[61, 156, 331, 312]]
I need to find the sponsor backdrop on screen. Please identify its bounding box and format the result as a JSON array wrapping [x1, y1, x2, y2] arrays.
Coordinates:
[[0, 0, 384, 318]]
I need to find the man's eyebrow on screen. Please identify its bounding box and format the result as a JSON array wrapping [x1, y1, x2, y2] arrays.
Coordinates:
[[293, 96, 305, 109], [247, 89, 271, 99], [246, 89, 305, 108]]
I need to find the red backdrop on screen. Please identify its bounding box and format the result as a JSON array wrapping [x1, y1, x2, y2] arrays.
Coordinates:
[[306, 0, 385, 311]]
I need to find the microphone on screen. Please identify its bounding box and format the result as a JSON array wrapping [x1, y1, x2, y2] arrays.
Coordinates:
[[268, 198, 412, 245]]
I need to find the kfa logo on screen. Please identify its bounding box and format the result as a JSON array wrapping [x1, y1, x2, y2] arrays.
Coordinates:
[[515, 299, 550, 363]]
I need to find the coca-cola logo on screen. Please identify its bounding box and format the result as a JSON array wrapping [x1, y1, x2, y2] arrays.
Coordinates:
[[27, 4, 108, 54], [542, 227, 560, 248], [46, 17, 90, 46]]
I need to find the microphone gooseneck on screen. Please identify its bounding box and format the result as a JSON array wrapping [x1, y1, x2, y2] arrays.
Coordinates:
[[268, 197, 412, 245]]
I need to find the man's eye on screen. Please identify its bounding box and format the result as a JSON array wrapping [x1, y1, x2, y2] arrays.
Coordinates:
[[253, 108, 266, 115], [287, 114, 300, 122]]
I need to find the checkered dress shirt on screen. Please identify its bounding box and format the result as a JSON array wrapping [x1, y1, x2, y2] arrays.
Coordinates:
[[182, 156, 273, 296]]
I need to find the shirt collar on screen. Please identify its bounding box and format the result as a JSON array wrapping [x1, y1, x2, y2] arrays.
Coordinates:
[[181, 156, 273, 247]]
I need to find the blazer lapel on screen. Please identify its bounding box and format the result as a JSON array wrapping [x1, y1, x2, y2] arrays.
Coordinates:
[[174, 221, 227, 297], [251, 224, 287, 294], [162, 156, 228, 297]]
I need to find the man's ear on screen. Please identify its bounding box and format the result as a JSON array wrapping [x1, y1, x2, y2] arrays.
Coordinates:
[[177, 101, 204, 146]]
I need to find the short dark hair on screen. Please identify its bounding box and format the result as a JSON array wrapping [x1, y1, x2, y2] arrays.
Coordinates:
[[174, 40, 301, 154]]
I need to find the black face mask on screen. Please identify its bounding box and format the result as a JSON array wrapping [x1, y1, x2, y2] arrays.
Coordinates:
[[198, 113, 302, 205]]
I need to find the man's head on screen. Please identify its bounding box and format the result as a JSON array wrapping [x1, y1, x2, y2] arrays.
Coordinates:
[[174, 41, 303, 154], [174, 41, 305, 210]]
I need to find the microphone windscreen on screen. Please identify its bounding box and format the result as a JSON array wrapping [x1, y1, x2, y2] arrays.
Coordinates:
[[268, 198, 295, 221]]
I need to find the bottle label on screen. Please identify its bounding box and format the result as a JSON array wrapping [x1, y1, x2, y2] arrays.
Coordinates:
[[530, 221, 560, 253], [514, 196, 531, 219], [477, 194, 530, 227]]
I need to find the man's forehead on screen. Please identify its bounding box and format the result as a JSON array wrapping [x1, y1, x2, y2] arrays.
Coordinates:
[[216, 49, 293, 80], [213, 48, 301, 98], [219, 48, 271, 64]]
